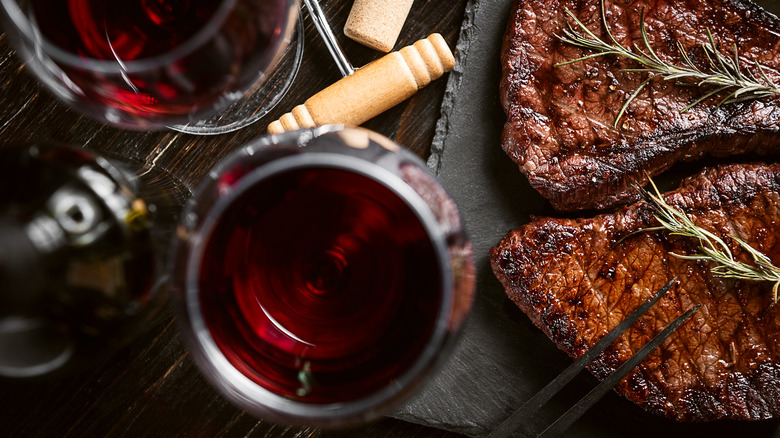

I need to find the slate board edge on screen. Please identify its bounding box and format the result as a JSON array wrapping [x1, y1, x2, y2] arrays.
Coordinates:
[[391, 0, 508, 436], [427, 0, 478, 176]]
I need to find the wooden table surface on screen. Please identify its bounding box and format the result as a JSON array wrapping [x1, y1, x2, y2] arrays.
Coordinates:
[[0, 1, 470, 436]]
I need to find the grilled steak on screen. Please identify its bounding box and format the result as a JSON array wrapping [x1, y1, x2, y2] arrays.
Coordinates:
[[500, 0, 780, 211], [490, 163, 780, 421]]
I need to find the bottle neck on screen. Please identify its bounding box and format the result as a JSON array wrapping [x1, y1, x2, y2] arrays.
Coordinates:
[[0, 175, 113, 308], [0, 144, 157, 379]]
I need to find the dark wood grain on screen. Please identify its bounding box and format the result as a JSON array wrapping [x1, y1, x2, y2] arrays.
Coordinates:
[[0, 1, 469, 436]]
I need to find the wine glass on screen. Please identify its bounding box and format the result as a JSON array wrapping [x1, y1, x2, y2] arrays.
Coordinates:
[[0, 0, 300, 132], [169, 126, 476, 426]]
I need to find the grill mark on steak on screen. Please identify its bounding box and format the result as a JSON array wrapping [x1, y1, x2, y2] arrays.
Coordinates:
[[489, 163, 780, 421], [500, 0, 780, 211]]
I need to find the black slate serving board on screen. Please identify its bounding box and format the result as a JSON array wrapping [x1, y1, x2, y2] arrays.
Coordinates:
[[393, 0, 780, 436]]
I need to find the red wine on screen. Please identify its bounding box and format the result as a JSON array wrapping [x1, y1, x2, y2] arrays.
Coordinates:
[[26, 0, 291, 124], [197, 166, 443, 403], [60, 0, 221, 61]]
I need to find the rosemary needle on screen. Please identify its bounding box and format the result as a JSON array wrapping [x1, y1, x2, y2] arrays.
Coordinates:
[[556, 0, 780, 127], [639, 179, 780, 304]]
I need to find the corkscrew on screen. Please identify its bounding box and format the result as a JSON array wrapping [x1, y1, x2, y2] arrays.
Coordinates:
[[303, 0, 355, 77], [268, 0, 455, 134]]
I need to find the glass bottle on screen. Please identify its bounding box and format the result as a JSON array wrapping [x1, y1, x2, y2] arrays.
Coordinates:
[[0, 143, 184, 378]]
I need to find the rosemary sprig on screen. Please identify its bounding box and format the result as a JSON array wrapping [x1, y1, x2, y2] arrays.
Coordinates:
[[640, 179, 780, 303], [556, 1, 780, 127]]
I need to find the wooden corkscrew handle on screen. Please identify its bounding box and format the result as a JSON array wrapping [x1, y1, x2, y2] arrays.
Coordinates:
[[267, 34, 455, 135]]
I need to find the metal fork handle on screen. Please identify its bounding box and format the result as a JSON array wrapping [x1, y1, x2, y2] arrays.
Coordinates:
[[489, 278, 678, 438], [538, 303, 702, 437]]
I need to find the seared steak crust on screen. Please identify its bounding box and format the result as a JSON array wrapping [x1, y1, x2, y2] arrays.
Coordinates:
[[500, 0, 780, 211], [490, 163, 780, 421]]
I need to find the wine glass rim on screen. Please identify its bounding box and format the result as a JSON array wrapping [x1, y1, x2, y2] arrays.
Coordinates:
[[180, 142, 457, 425], [0, 0, 296, 74]]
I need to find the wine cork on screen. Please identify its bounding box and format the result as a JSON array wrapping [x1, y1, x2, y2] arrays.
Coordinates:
[[344, 0, 415, 53], [267, 34, 455, 135]]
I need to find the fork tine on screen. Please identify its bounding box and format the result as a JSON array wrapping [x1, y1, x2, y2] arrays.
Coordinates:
[[538, 303, 702, 437], [489, 278, 677, 438]]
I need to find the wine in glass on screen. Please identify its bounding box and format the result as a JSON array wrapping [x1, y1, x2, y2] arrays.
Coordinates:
[[0, 0, 300, 131], [169, 126, 476, 426]]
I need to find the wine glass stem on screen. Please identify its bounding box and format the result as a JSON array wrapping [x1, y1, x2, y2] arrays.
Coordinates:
[[303, 0, 355, 77]]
